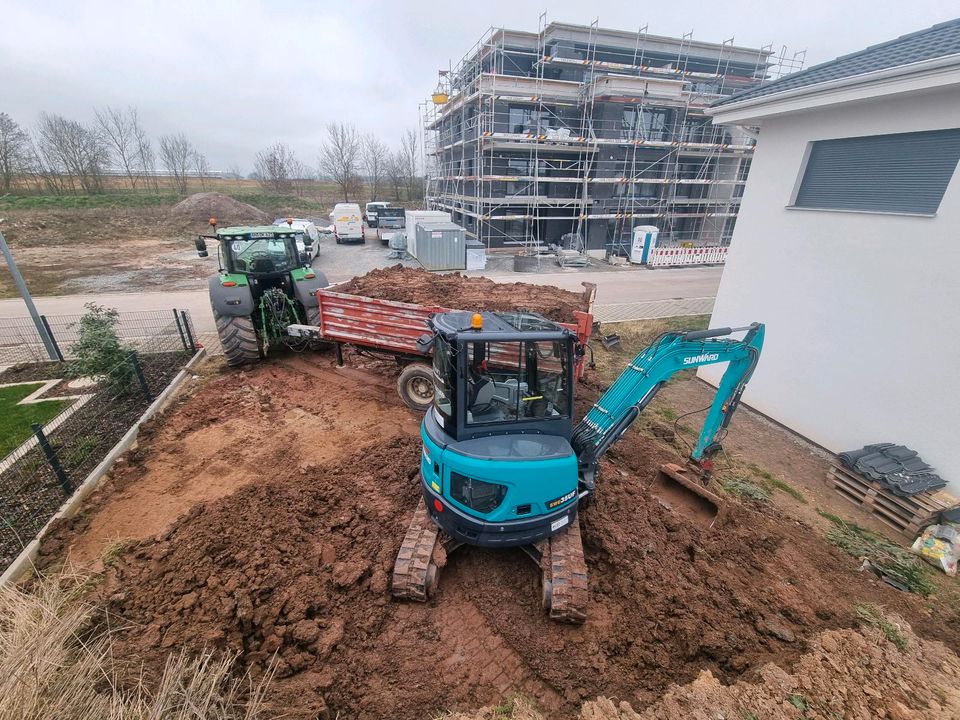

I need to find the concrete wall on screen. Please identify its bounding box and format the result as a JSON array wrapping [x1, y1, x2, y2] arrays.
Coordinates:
[[700, 88, 960, 489]]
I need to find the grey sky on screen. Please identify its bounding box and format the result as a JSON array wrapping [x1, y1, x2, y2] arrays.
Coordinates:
[[2, 0, 957, 172]]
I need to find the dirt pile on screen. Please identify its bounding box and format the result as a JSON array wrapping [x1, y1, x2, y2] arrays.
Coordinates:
[[336, 265, 591, 322], [93, 359, 960, 720], [169, 192, 270, 226], [582, 617, 960, 720]]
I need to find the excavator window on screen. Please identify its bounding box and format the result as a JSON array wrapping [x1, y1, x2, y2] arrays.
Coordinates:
[[465, 340, 568, 425]]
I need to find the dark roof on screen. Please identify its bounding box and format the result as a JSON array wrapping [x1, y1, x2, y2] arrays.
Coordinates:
[[714, 17, 960, 108]]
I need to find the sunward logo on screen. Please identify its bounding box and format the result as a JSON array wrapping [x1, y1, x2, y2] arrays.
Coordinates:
[[683, 352, 720, 365]]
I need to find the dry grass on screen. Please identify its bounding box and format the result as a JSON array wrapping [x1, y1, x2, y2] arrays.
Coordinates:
[[440, 696, 543, 720], [0, 570, 273, 720], [591, 316, 710, 386]]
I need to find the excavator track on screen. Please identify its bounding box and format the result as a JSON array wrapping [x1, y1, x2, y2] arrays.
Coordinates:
[[540, 520, 588, 624], [392, 498, 443, 602]]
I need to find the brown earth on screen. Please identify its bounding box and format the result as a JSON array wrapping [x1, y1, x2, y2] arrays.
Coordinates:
[[168, 192, 271, 227], [336, 265, 592, 322], [583, 617, 960, 720], [0, 208, 211, 296], [34, 351, 957, 719], [452, 619, 960, 720]]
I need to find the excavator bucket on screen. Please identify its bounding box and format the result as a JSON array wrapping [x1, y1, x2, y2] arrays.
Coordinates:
[[649, 463, 725, 528]]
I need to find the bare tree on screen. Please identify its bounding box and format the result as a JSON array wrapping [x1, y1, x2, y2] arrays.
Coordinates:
[[95, 106, 144, 189], [318, 122, 361, 202], [226, 164, 243, 180], [158, 133, 195, 194], [362, 134, 388, 202], [288, 156, 311, 198], [254, 142, 298, 194], [400, 128, 421, 200], [132, 117, 157, 190], [0, 113, 30, 192], [386, 149, 404, 201], [33, 112, 109, 194], [193, 151, 211, 190]]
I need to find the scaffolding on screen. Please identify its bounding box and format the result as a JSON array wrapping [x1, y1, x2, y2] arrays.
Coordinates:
[[423, 21, 805, 255]]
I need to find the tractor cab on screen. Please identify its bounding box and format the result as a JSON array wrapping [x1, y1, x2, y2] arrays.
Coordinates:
[[195, 220, 313, 277]]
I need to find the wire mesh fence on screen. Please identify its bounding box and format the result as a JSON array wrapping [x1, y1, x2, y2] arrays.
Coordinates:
[[0, 309, 198, 365], [0, 310, 199, 572]]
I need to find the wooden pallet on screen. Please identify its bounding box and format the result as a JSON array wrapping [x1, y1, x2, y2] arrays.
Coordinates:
[[827, 465, 956, 537]]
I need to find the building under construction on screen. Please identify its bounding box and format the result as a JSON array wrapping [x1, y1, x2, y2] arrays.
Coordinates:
[[423, 21, 803, 255]]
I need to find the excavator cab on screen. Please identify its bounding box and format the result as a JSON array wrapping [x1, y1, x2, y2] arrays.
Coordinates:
[[419, 311, 582, 547]]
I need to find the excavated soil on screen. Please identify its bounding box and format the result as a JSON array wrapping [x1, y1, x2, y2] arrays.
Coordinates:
[[336, 265, 592, 322], [168, 192, 270, 226], [60, 359, 958, 720]]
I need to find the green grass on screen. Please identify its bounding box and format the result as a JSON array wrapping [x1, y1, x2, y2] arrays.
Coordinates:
[[818, 510, 936, 596], [855, 604, 907, 650], [0, 192, 182, 210], [0, 383, 71, 457]]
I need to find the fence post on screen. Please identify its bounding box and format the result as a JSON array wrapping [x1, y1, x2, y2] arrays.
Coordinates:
[[179, 310, 196, 353], [0, 229, 60, 361], [128, 351, 153, 402], [173, 309, 189, 352], [31, 423, 71, 496], [39, 315, 65, 362]]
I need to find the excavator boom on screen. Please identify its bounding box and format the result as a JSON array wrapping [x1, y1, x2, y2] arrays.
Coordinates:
[[572, 323, 764, 489]]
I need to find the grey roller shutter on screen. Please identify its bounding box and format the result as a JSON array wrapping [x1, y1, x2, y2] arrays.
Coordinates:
[[794, 129, 960, 214]]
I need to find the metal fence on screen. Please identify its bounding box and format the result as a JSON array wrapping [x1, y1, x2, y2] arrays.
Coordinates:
[[0, 309, 197, 365], [0, 310, 199, 571]]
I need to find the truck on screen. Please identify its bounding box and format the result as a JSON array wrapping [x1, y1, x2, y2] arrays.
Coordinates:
[[332, 203, 364, 244], [364, 201, 390, 228]]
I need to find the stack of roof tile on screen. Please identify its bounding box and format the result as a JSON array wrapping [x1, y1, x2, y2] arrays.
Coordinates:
[[839, 443, 946, 497]]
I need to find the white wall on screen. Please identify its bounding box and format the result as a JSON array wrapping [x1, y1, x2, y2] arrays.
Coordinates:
[[700, 88, 960, 489]]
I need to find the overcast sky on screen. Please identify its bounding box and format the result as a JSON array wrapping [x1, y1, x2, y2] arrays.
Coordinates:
[[2, 0, 957, 172]]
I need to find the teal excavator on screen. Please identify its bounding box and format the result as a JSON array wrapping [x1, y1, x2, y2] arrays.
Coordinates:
[[392, 312, 764, 623]]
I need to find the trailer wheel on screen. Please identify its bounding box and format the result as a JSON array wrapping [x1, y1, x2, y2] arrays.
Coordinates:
[[397, 363, 434, 411], [214, 310, 261, 367]]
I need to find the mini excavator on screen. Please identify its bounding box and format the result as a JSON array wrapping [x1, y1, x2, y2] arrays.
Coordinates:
[[392, 311, 764, 623]]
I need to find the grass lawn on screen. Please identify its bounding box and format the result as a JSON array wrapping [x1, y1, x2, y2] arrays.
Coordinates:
[[0, 383, 71, 457]]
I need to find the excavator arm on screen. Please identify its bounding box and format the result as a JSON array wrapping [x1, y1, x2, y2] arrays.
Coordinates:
[[571, 323, 764, 488]]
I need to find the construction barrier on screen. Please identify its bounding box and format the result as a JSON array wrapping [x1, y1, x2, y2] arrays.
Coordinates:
[[647, 245, 728, 267]]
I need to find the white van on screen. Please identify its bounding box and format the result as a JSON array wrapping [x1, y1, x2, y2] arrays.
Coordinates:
[[273, 218, 320, 261], [332, 203, 364, 244]]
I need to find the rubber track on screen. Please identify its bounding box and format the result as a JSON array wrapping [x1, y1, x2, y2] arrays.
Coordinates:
[[392, 498, 440, 602], [545, 520, 588, 624], [214, 312, 259, 366]]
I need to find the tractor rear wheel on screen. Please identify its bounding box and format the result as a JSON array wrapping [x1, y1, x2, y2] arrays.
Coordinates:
[[397, 363, 434, 411], [214, 311, 260, 367]]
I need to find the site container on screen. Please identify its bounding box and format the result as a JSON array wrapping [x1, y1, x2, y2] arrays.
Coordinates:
[[413, 221, 466, 271], [404, 210, 450, 256]]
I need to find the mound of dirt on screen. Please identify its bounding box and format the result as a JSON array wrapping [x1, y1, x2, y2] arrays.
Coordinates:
[[97, 361, 960, 720], [336, 265, 592, 323], [583, 616, 960, 719], [168, 192, 270, 226]]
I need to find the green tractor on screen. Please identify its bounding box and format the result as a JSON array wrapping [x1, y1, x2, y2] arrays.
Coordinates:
[[195, 219, 329, 366]]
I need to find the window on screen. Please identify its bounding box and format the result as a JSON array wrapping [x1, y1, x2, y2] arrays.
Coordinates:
[[623, 108, 669, 140], [508, 107, 532, 134], [792, 129, 960, 215], [465, 339, 569, 426]]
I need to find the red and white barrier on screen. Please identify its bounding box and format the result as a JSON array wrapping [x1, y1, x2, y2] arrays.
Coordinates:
[[647, 245, 728, 267]]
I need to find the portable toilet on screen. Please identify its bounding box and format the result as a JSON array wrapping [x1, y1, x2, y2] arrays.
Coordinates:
[[630, 225, 659, 265]]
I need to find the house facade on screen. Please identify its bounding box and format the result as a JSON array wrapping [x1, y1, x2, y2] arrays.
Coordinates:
[[700, 19, 960, 488]]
